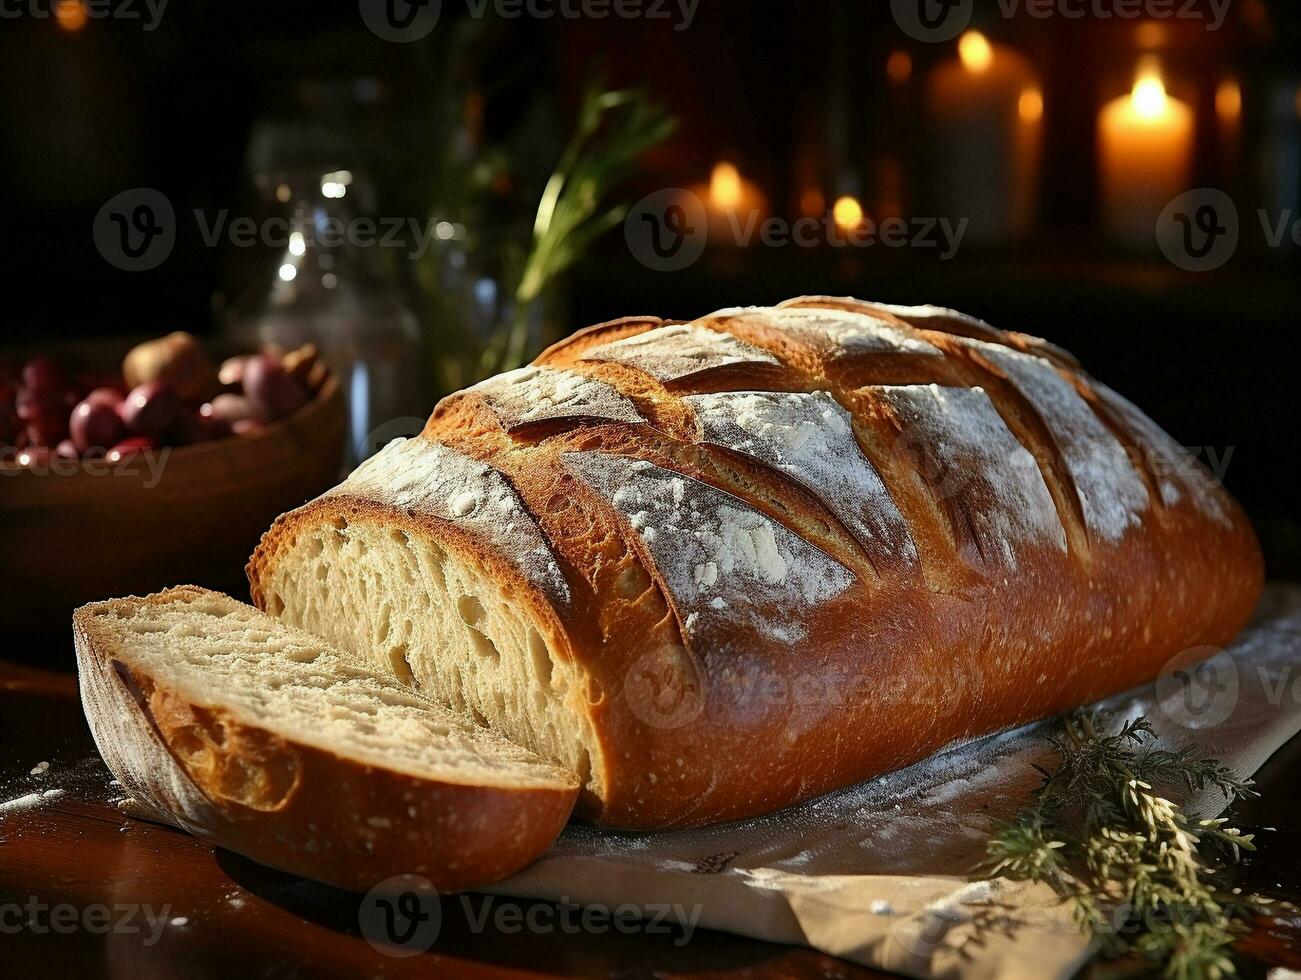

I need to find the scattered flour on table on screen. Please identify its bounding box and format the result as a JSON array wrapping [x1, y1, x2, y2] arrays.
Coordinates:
[[0, 788, 64, 815]]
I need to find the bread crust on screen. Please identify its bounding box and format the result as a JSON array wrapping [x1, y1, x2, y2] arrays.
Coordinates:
[[74, 588, 578, 893], [248, 298, 1264, 830]]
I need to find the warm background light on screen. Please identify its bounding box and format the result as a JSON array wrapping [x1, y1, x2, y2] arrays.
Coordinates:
[[1134, 22, 1166, 48], [958, 32, 993, 73], [1097, 59, 1194, 246], [693, 161, 766, 246], [799, 187, 825, 218], [55, 0, 87, 30], [928, 35, 1042, 244], [708, 161, 743, 209], [886, 50, 912, 84], [1018, 88, 1044, 122], [1216, 79, 1242, 122], [832, 195, 863, 232], [1131, 67, 1169, 119]]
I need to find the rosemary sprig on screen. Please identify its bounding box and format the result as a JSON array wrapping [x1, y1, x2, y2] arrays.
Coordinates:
[[422, 67, 676, 395], [489, 78, 676, 376], [984, 710, 1264, 979]]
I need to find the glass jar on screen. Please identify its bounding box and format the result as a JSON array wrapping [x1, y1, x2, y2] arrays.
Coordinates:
[[225, 163, 427, 466]]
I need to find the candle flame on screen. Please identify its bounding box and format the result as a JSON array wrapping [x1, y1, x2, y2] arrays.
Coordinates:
[[1019, 88, 1044, 122], [832, 196, 864, 232], [958, 32, 993, 73], [709, 162, 744, 210], [1131, 63, 1169, 119]]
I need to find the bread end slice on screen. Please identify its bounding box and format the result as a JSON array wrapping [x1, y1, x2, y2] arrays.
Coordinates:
[[74, 586, 578, 893]]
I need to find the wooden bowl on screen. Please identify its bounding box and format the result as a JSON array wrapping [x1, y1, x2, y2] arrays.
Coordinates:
[[1, 376, 346, 631]]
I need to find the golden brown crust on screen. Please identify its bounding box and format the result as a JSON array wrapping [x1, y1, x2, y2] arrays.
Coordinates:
[[248, 299, 1264, 831], [74, 589, 578, 893]]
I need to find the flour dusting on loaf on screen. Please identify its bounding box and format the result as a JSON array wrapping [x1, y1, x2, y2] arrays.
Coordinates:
[[965, 340, 1149, 542], [247, 294, 1262, 832], [470, 365, 644, 430], [869, 384, 1067, 567], [581, 324, 779, 382], [855, 302, 1002, 341], [338, 438, 571, 606], [684, 389, 919, 569], [563, 452, 855, 643], [1092, 381, 1231, 528], [721, 306, 942, 357]]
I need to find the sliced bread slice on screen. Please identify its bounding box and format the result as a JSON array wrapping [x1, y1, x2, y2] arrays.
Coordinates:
[[74, 586, 579, 893]]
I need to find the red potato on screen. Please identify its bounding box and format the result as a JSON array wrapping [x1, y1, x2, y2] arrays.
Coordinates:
[[241, 354, 308, 422], [119, 381, 181, 440], [203, 393, 256, 426], [70, 398, 127, 453], [84, 387, 125, 408], [122, 332, 219, 405], [171, 409, 231, 445]]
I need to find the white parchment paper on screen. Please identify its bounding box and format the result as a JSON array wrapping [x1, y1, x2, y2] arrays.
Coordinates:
[[492, 587, 1301, 978]]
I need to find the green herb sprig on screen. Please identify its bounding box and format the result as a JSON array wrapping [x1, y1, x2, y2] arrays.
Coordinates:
[[484, 78, 676, 376], [985, 711, 1265, 980]]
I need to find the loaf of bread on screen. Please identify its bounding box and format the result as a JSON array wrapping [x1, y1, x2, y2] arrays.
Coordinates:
[[248, 296, 1263, 831], [75, 587, 578, 891]]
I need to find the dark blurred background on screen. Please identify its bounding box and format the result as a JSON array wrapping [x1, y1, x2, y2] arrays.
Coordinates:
[[1, 0, 1298, 576]]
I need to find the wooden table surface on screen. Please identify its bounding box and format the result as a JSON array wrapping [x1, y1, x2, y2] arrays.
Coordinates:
[[2, 644, 1299, 979]]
